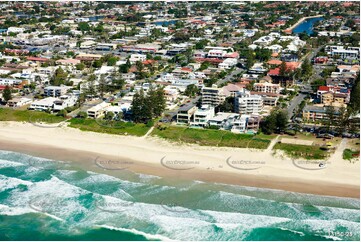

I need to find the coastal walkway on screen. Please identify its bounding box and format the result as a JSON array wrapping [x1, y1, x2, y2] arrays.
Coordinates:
[[266, 135, 280, 153]]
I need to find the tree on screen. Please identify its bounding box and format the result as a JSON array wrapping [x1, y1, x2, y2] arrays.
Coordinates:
[[78, 111, 88, 119], [349, 72, 360, 114], [131, 89, 151, 123], [260, 109, 288, 134], [50, 67, 68, 86], [300, 59, 313, 80], [324, 106, 336, 132], [107, 56, 118, 66], [76, 63, 85, 70], [275, 110, 288, 133], [93, 60, 102, 68], [2, 86, 12, 102], [279, 61, 288, 77], [78, 22, 90, 32], [217, 97, 234, 112], [131, 87, 166, 123], [136, 61, 143, 73], [105, 111, 114, 120], [57, 109, 67, 117], [184, 84, 198, 97], [98, 74, 107, 99]]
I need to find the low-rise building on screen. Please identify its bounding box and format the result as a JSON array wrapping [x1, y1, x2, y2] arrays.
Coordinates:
[[303, 105, 340, 121], [254, 82, 280, 94], [29, 97, 58, 111], [87, 102, 111, 119], [7, 97, 32, 107], [177, 104, 197, 124], [190, 105, 215, 128], [53, 95, 78, 111]]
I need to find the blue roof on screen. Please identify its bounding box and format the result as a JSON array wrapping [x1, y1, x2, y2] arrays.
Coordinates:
[[340, 88, 348, 93]]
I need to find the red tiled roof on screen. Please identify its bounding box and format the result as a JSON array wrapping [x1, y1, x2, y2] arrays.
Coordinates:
[[181, 67, 192, 72], [268, 68, 280, 76], [27, 57, 50, 62], [318, 86, 330, 91]]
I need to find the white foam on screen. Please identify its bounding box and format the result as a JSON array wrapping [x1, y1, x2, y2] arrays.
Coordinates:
[[98, 225, 174, 241], [0, 159, 25, 168], [0, 175, 33, 192]]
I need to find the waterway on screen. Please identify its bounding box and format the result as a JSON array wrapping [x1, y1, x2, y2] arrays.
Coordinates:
[[292, 17, 324, 35]]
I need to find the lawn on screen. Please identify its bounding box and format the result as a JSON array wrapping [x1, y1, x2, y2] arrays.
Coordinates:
[[0, 108, 65, 123], [68, 118, 150, 137], [151, 125, 272, 149], [273, 142, 329, 160], [342, 148, 360, 161]]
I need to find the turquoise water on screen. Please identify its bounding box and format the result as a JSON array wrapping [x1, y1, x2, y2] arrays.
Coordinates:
[[293, 17, 323, 35], [0, 150, 359, 241]]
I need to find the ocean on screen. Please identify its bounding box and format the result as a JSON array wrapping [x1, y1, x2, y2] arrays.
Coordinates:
[[0, 150, 359, 241]]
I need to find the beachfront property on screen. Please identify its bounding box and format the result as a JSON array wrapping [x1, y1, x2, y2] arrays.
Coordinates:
[[234, 90, 263, 115], [87, 102, 111, 119], [302, 105, 340, 121], [7, 97, 32, 107], [190, 105, 215, 128], [29, 97, 59, 111], [53, 95, 78, 111], [176, 104, 197, 124]]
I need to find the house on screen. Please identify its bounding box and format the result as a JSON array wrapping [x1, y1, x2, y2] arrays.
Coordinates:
[[129, 54, 146, 64], [53, 95, 78, 111], [87, 102, 111, 119], [190, 105, 215, 128], [56, 59, 81, 66], [7, 97, 32, 107], [218, 58, 237, 70], [177, 104, 197, 124], [208, 112, 239, 129], [230, 114, 261, 134], [29, 97, 58, 111]]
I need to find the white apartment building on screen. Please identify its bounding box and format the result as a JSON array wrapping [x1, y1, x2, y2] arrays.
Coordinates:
[[218, 58, 237, 70], [331, 49, 359, 59], [201, 87, 229, 107], [7, 27, 25, 33], [235, 90, 263, 115], [231, 115, 249, 133], [87, 102, 111, 119], [190, 105, 215, 128], [254, 82, 280, 94], [129, 54, 147, 64], [44, 86, 71, 97], [208, 112, 239, 129], [53, 95, 78, 111], [177, 104, 197, 124], [0, 78, 23, 85], [29, 97, 58, 111]]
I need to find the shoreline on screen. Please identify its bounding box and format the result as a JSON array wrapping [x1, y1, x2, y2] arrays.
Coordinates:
[[285, 15, 324, 32], [0, 121, 359, 198]]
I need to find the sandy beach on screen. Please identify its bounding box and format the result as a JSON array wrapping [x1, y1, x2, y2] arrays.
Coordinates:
[[0, 121, 359, 198]]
